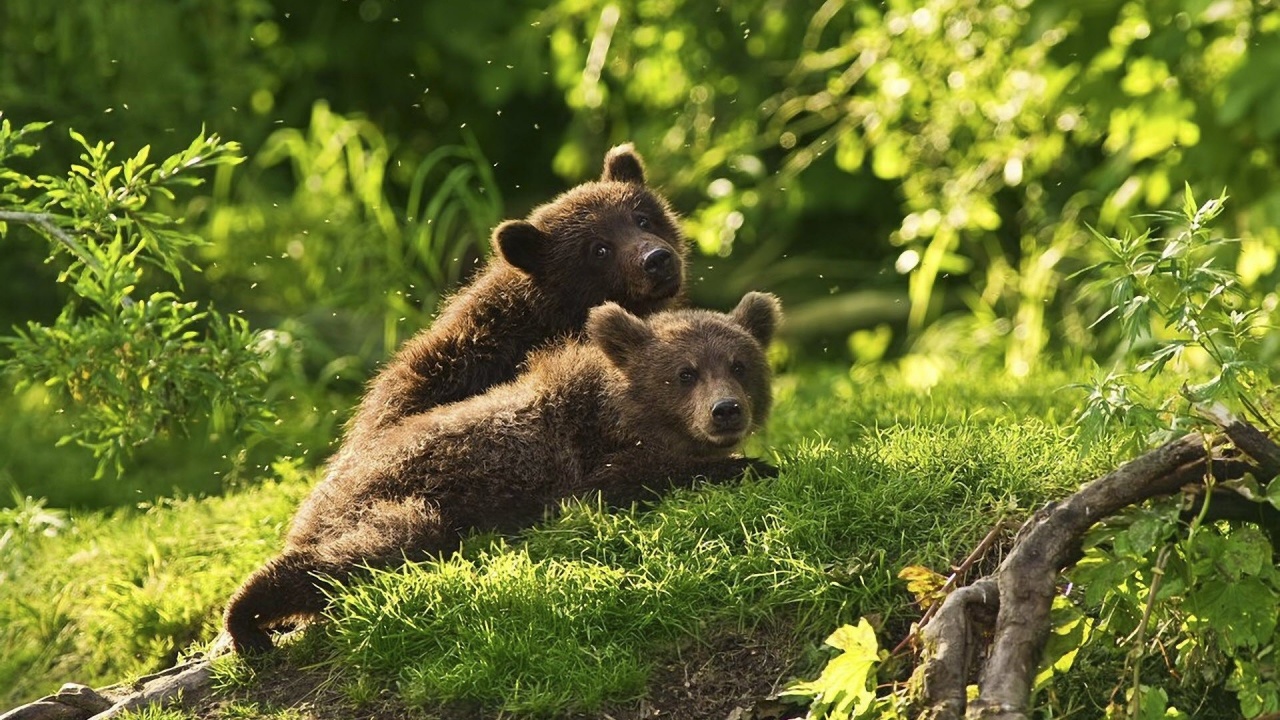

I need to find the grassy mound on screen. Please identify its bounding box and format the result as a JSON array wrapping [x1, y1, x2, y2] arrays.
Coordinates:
[[1, 364, 1123, 716]]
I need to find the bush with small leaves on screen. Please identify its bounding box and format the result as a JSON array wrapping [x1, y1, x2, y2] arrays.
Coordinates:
[[0, 117, 272, 478]]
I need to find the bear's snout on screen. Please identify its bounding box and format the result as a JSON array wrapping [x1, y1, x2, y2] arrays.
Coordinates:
[[642, 247, 678, 281], [710, 397, 747, 434]]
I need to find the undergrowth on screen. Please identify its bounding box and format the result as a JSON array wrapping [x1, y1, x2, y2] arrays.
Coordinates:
[[784, 189, 1279, 720]]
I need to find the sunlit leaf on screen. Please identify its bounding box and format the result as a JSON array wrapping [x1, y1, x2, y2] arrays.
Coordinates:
[[784, 618, 881, 720], [897, 564, 947, 609]]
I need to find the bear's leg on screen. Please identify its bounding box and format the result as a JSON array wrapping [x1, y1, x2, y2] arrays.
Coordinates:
[[223, 550, 345, 655], [224, 497, 458, 655], [585, 449, 778, 508]]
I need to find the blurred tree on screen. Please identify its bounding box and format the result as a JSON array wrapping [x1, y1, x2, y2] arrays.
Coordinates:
[[523, 1, 908, 354], [535, 0, 1280, 366], [0, 0, 277, 158], [201, 100, 503, 365]]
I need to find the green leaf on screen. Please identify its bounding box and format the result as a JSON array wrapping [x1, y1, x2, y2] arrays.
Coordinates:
[[1266, 476, 1280, 511], [1184, 576, 1276, 650], [1072, 551, 1139, 607], [1120, 511, 1175, 555], [1034, 596, 1092, 690], [1181, 182, 1197, 222], [1141, 681, 1172, 712], [783, 618, 881, 720], [1228, 657, 1280, 718], [1217, 526, 1270, 580], [68, 128, 90, 151]]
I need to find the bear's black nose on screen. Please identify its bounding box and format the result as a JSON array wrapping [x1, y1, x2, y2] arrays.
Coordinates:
[[642, 247, 676, 280], [711, 398, 744, 430]]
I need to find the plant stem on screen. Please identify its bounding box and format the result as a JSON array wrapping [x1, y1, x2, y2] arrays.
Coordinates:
[[1126, 543, 1171, 719], [0, 210, 105, 274]]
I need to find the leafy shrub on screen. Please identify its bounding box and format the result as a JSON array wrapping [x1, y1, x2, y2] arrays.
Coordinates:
[[787, 190, 1279, 717], [1064, 189, 1280, 717], [0, 118, 271, 478], [202, 101, 503, 357]]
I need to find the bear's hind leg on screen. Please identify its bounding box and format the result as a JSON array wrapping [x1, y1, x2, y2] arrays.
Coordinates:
[[224, 497, 456, 655], [223, 550, 343, 654]]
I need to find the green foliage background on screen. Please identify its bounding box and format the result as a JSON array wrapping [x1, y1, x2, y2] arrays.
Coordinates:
[[0, 0, 1277, 511], [3, 0, 1280, 716], [2, 0, 1278, 505]]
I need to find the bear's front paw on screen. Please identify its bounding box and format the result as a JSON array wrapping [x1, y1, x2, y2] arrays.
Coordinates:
[[742, 457, 779, 479]]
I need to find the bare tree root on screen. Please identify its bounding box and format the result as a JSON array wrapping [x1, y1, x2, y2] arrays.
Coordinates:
[[917, 578, 999, 720], [914, 423, 1280, 720], [85, 657, 217, 720], [892, 521, 1014, 659]]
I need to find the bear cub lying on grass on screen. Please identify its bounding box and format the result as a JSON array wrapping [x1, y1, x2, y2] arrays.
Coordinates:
[[224, 292, 781, 654]]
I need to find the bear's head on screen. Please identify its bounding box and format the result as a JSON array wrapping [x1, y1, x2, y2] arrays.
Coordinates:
[[494, 144, 688, 319], [588, 292, 781, 459]]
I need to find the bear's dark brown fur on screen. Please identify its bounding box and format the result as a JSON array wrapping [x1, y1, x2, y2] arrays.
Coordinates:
[[339, 144, 687, 454], [223, 292, 782, 654]]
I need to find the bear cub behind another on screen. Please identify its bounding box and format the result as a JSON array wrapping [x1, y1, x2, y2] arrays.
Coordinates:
[[224, 292, 782, 653], [341, 144, 688, 452]]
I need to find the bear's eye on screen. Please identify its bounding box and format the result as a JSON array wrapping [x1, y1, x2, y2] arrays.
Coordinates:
[[677, 367, 698, 385], [730, 361, 746, 377], [592, 242, 612, 260], [634, 213, 652, 230]]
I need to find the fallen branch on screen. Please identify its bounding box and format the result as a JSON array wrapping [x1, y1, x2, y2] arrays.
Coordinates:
[[0, 636, 232, 720], [0, 684, 111, 720], [1183, 487, 1280, 544], [917, 578, 998, 720], [1201, 402, 1280, 481], [914, 427, 1272, 720], [86, 658, 214, 720]]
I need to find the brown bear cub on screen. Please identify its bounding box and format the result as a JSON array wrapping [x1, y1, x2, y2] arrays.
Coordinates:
[[224, 292, 782, 654], [340, 144, 687, 453]]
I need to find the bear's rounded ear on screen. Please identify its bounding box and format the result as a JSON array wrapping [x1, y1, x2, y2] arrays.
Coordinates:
[[588, 302, 654, 366], [495, 220, 547, 275], [730, 292, 782, 347], [601, 143, 646, 185]]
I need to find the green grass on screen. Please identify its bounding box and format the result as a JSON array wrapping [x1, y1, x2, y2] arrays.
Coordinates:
[[0, 363, 1128, 715], [116, 708, 194, 720], [0, 460, 313, 706], [318, 366, 1122, 715]]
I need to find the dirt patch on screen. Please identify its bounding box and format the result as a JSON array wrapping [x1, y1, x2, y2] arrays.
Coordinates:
[[602, 623, 814, 720], [183, 622, 818, 720], [189, 661, 404, 720]]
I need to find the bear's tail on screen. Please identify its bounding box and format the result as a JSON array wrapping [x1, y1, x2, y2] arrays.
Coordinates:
[[223, 550, 346, 654]]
